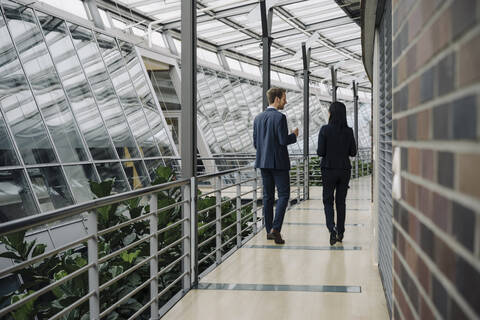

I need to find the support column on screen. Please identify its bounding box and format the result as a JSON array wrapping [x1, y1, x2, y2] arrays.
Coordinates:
[[302, 42, 311, 200], [181, 0, 197, 289], [84, 0, 105, 29], [353, 81, 359, 178], [260, 0, 273, 110], [330, 65, 337, 102]]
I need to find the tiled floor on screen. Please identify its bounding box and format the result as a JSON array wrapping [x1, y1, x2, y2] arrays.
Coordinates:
[[163, 177, 389, 320]]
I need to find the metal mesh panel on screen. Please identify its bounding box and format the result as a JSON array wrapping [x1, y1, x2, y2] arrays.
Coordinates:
[[377, 0, 393, 316]]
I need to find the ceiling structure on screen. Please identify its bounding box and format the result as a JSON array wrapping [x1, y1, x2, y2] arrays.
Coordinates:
[[96, 0, 369, 91]]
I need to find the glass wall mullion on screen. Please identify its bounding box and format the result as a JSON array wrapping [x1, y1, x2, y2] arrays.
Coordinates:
[[1, 4, 76, 209]]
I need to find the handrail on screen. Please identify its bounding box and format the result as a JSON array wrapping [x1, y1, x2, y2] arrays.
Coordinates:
[[0, 178, 190, 236]]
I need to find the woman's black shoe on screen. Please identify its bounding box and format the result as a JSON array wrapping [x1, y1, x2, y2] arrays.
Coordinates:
[[337, 232, 344, 242], [330, 231, 337, 245]]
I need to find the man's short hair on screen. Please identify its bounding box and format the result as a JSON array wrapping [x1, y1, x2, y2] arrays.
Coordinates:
[[266, 87, 286, 104]]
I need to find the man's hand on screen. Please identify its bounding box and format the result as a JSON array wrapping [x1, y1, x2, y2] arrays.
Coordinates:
[[292, 128, 299, 137]]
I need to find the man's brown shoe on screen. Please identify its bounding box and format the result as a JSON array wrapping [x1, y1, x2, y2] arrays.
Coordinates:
[[266, 232, 275, 240], [271, 230, 285, 244]]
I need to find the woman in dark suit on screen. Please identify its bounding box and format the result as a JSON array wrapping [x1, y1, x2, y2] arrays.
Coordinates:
[[317, 102, 357, 245]]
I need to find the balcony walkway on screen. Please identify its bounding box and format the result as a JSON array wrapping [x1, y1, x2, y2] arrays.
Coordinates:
[[163, 176, 389, 320]]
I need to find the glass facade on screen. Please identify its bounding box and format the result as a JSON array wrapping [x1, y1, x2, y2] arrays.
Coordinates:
[[0, 0, 178, 222]]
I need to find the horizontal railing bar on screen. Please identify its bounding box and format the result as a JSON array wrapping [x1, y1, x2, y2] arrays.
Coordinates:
[[240, 211, 254, 222], [199, 248, 216, 264], [157, 271, 188, 298], [0, 262, 92, 317], [218, 234, 237, 250], [198, 233, 217, 248], [221, 220, 237, 234], [197, 166, 254, 182], [48, 290, 95, 320], [98, 212, 153, 236], [0, 178, 190, 236], [0, 233, 93, 279], [99, 234, 154, 264], [157, 253, 188, 277], [241, 223, 254, 234], [157, 217, 187, 236], [157, 235, 188, 256], [197, 217, 217, 231], [127, 297, 155, 320], [100, 276, 154, 319], [99, 255, 153, 292], [238, 200, 254, 211]]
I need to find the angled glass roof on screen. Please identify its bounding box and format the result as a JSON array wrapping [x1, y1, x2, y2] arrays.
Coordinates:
[[102, 0, 369, 89]]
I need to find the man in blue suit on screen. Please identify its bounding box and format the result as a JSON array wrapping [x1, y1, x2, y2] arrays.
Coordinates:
[[253, 88, 298, 244]]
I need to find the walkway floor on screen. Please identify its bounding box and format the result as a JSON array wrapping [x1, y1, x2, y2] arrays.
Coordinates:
[[163, 177, 389, 320]]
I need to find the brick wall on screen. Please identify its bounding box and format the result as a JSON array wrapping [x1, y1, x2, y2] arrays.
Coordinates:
[[391, 0, 480, 319]]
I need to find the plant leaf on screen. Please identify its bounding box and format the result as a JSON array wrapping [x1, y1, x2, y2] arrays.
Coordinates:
[[32, 244, 47, 257], [89, 180, 114, 198], [0, 252, 22, 260]]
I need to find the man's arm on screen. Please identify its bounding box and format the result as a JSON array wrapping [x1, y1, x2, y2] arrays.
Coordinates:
[[317, 126, 326, 156], [277, 115, 297, 146], [253, 117, 257, 149]]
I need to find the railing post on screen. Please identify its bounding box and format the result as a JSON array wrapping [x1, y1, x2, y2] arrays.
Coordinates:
[[303, 156, 309, 200], [296, 160, 300, 204], [149, 194, 159, 320], [215, 175, 222, 264], [190, 177, 198, 287], [236, 171, 242, 248], [87, 211, 99, 320], [252, 169, 258, 234], [182, 183, 191, 291]]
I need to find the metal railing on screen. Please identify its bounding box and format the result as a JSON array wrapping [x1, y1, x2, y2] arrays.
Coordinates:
[[0, 157, 305, 319]]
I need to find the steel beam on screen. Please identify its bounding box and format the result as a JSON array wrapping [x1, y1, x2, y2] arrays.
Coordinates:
[[330, 65, 337, 102], [260, 0, 273, 109], [302, 42, 311, 200]]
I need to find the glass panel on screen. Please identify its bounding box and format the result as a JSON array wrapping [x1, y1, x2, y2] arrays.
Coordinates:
[[144, 158, 165, 180], [0, 110, 19, 166], [37, 12, 118, 161], [68, 23, 140, 160], [95, 33, 160, 157], [122, 160, 149, 189], [63, 164, 98, 203], [27, 166, 74, 212], [0, 169, 37, 222], [0, 10, 56, 165], [117, 41, 174, 156], [3, 2, 88, 163], [95, 162, 129, 193]]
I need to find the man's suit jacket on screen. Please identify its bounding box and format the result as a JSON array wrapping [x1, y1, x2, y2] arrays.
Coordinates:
[[253, 108, 297, 170]]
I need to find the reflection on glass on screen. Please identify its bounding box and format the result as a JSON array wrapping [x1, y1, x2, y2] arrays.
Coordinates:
[[119, 41, 175, 156], [0, 10, 57, 165], [144, 158, 165, 180], [27, 166, 74, 212], [0, 169, 38, 222], [68, 23, 140, 159], [95, 33, 159, 157], [37, 12, 117, 160], [95, 162, 130, 193], [3, 2, 88, 163], [122, 160, 149, 189], [0, 111, 19, 166], [63, 165, 98, 203]]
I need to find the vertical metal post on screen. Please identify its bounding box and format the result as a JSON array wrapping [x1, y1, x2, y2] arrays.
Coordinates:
[[330, 65, 337, 102], [236, 171, 242, 248], [215, 176, 222, 264], [181, 0, 197, 289], [260, 0, 273, 110], [353, 81, 359, 179], [296, 161, 300, 203], [149, 194, 159, 320], [190, 177, 197, 286], [252, 170, 258, 234], [84, 0, 105, 29], [182, 184, 191, 291], [87, 212, 99, 319], [302, 42, 311, 200]]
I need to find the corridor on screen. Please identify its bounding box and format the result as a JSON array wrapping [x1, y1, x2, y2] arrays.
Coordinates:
[[164, 177, 389, 319]]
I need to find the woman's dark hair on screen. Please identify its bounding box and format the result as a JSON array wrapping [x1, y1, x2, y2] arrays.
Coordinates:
[[328, 101, 348, 129]]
